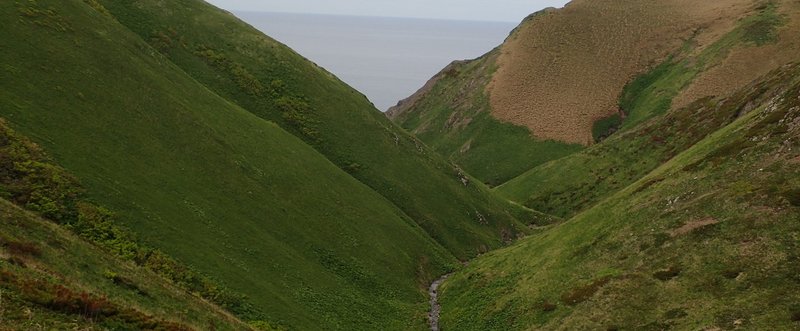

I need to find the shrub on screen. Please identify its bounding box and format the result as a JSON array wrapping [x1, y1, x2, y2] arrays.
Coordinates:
[[540, 301, 557, 312], [593, 113, 623, 142], [0, 118, 260, 320], [3, 240, 42, 257], [277, 96, 319, 140], [782, 188, 800, 207], [1, 268, 190, 329]]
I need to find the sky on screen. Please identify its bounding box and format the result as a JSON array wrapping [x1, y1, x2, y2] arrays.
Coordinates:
[[205, 0, 571, 23]]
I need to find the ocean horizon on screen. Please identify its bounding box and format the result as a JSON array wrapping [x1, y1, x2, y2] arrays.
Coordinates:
[[233, 11, 517, 111]]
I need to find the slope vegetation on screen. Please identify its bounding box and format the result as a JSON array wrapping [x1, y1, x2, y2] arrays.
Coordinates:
[[1, 198, 247, 330], [388, 50, 582, 187], [0, 118, 255, 330], [489, 0, 763, 144], [94, 0, 534, 259], [390, 0, 800, 190], [1, 0, 461, 329], [439, 62, 800, 330], [497, 0, 800, 217]]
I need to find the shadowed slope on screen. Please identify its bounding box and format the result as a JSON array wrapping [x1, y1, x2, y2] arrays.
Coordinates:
[[95, 0, 534, 260]]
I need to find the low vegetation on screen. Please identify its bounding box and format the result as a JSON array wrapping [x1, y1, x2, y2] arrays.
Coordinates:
[[1, 1, 472, 329], [487, 0, 764, 145], [95, 0, 533, 260], [498, 4, 790, 218], [3, 0, 798, 329], [0, 120, 258, 319], [439, 60, 800, 331], [620, 2, 786, 129], [388, 52, 582, 187]]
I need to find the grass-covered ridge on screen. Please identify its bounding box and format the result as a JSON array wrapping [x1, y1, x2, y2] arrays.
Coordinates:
[[388, 51, 582, 187], [94, 0, 533, 259], [497, 4, 791, 217], [439, 62, 800, 330], [1, 0, 466, 328]]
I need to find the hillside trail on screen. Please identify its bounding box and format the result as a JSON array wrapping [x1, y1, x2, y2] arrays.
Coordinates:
[[428, 273, 451, 330]]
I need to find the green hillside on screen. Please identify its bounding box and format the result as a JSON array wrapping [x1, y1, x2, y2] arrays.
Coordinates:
[[0, 0, 467, 329], [5, 0, 798, 329], [438, 62, 800, 330], [93, 0, 534, 259], [0, 118, 253, 330], [496, 75, 782, 219], [497, 4, 791, 217], [1, 198, 249, 330], [387, 42, 582, 188]]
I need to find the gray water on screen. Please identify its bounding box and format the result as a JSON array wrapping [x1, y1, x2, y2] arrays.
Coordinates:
[[234, 12, 516, 111]]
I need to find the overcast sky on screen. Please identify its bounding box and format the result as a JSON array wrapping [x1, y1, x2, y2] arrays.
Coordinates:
[[205, 0, 570, 22]]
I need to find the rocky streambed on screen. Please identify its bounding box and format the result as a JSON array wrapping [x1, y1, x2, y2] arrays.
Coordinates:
[[428, 273, 451, 331]]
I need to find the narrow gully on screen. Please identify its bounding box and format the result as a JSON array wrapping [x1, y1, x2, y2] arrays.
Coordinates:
[[428, 273, 451, 331]]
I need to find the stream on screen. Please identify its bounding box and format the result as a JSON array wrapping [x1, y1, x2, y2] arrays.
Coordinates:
[[428, 273, 451, 331]]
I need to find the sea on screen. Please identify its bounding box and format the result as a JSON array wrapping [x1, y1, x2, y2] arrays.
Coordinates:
[[233, 12, 517, 111]]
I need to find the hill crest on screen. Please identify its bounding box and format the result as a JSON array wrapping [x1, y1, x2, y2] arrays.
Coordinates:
[[488, 0, 763, 145]]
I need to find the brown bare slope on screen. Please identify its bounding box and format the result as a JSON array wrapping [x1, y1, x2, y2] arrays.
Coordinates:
[[489, 0, 759, 145], [673, 1, 800, 108], [388, 0, 796, 187]]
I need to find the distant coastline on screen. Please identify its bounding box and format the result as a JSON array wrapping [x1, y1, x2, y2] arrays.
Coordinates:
[[233, 11, 516, 111]]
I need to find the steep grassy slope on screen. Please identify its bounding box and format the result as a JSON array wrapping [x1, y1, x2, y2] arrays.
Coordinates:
[[93, 0, 534, 258], [387, 50, 582, 187], [497, 2, 800, 217], [1, 0, 460, 329], [391, 1, 800, 190], [0, 118, 267, 330], [0, 198, 251, 330], [438, 63, 800, 330]]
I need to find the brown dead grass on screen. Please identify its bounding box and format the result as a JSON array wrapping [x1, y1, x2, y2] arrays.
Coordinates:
[[674, 0, 800, 109], [488, 0, 760, 145], [671, 217, 719, 237]]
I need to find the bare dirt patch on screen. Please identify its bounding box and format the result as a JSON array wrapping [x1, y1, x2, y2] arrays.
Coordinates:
[[487, 0, 760, 145], [671, 217, 719, 236]]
